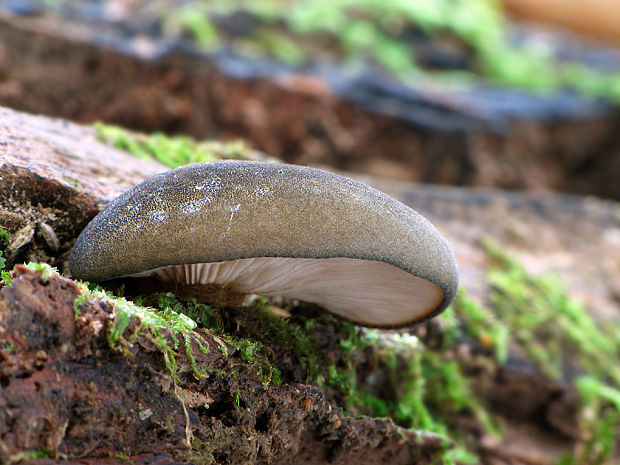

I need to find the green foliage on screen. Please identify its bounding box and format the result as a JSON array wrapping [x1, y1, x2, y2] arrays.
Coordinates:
[[94, 123, 253, 168]]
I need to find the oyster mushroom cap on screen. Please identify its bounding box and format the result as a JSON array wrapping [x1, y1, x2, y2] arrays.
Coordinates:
[[69, 161, 458, 327]]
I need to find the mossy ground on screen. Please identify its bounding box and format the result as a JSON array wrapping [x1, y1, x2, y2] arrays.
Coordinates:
[[5, 238, 618, 464], [4, 118, 619, 462], [0, 226, 10, 273], [448, 241, 620, 465], [7, 122, 620, 462]]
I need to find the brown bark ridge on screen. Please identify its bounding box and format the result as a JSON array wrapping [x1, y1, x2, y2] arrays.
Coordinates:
[[0, 265, 444, 464]]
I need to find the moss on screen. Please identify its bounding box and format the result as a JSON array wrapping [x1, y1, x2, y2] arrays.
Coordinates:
[[0, 267, 9, 287], [24, 262, 59, 283], [42, 240, 619, 464], [236, 339, 282, 386], [139, 292, 283, 386], [149, 0, 620, 103], [7, 261, 480, 462], [94, 123, 260, 168], [0, 340, 16, 351], [0, 227, 10, 275], [329, 326, 499, 463], [162, 3, 219, 50], [443, 292, 510, 364], [0, 226, 9, 251], [28, 0, 620, 102], [131, 290, 487, 462], [482, 239, 620, 385], [73, 284, 213, 382], [249, 301, 326, 382], [170, 294, 327, 384], [109, 453, 133, 463], [448, 240, 620, 464]]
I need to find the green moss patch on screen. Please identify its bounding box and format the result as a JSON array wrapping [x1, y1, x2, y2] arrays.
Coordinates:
[[449, 240, 620, 465], [73, 282, 217, 382], [155, 0, 620, 102], [94, 123, 261, 168], [127, 293, 487, 464], [0, 226, 10, 272]]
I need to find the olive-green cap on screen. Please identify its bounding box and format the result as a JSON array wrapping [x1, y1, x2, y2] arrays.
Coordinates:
[[70, 161, 458, 327]]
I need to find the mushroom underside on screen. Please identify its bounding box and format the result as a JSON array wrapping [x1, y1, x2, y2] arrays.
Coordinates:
[[128, 256, 444, 327]]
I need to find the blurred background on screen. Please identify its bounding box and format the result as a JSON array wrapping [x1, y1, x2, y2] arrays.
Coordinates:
[[2, 0, 620, 198]]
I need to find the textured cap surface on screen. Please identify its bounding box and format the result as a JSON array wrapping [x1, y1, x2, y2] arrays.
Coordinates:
[[70, 161, 458, 326]]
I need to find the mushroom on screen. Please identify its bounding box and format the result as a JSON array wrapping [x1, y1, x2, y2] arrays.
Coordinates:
[[69, 161, 458, 327]]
